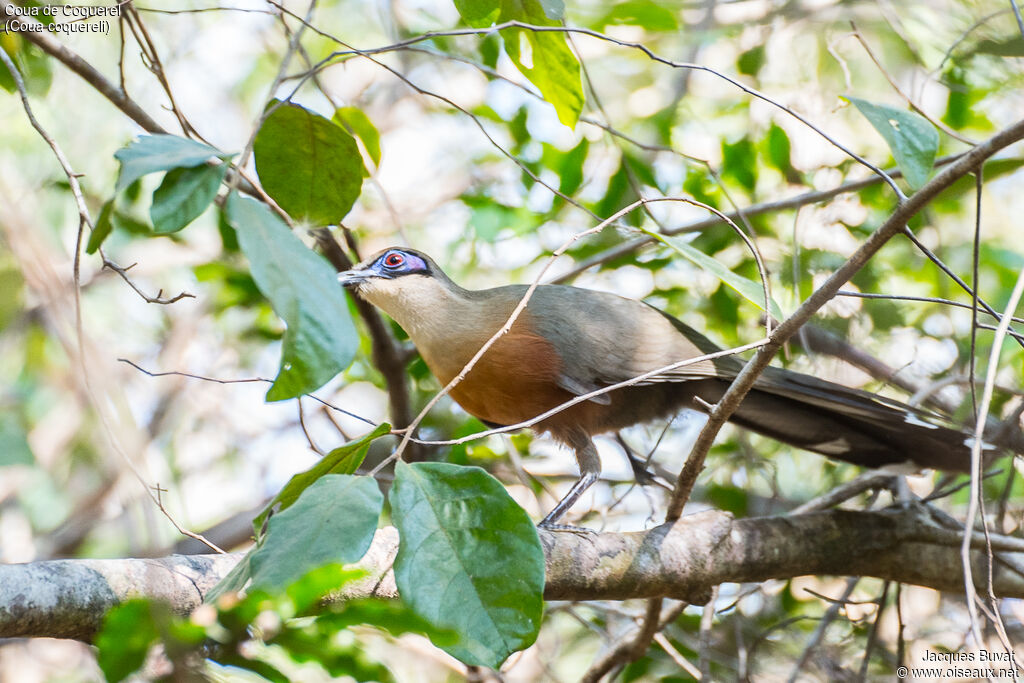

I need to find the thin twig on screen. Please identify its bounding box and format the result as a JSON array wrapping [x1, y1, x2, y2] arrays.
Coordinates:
[[664, 116, 1024, 522], [310, 21, 904, 195], [153, 485, 226, 554], [787, 577, 861, 683], [857, 581, 890, 681], [698, 585, 720, 680], [100, 255, 196, 304], [117, 358, 379, 427], [960, 265, 1024, 643], [549, 153, 978, 284], [850, 23, 975, 144]]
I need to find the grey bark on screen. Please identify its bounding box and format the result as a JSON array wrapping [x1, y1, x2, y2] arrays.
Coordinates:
[[3, 508, 1022, 641]]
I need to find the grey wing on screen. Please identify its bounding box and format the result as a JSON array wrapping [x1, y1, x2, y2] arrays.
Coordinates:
[[531, 286, 737, 395]]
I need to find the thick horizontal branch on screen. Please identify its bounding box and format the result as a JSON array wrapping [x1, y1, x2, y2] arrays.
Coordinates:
[[3, 506, 1023, 641]]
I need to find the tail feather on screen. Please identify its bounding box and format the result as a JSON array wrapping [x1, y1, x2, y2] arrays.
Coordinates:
[[728, 366, 975, 472]]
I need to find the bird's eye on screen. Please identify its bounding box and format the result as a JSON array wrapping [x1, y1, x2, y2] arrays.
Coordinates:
[[383, 252, 405, 268]]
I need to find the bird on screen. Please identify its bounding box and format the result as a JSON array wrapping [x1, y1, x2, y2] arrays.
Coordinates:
[[337, 247, 974, 528]]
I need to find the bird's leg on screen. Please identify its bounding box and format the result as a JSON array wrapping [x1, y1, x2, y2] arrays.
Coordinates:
[[538, 432, 600, 530]]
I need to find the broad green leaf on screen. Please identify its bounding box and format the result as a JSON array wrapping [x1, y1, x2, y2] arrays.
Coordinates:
[[557, 137, 589, 196], [737, 44, 765, 76], [318, 598, 458, 645], [970, 36, 1024, 58], [0, 262, 23, 331], [942, 67, 970, 130], [333, 106, 382, 168], [204, 552, 253, 604], [645, 230, 785, 322], [390, 461, 544, 668], [455, 0, 500, 28], [596, 157, 632, 219], [252, 423, 391, 533], [248, 474, 383, 591], [85, 199, 115, 254], [113, 134, 224, 192], [268, 622, 388, 681], [0, 414, 34, 466], [0, 37, 53, 96], [600, 0, 678, 31], [95, 601, 162, 682], [285, 564, 368, 614], [764, 123, 793, 177], [253, 101, 364, 225], [847, 96, 938, 190], [537, 0, 563, 20], [721, 137, 757, 192], [480, 32, 501, 67], [225, 193, 358, 401], [150, 163, 226, 234], [498, 0, 583, 128]]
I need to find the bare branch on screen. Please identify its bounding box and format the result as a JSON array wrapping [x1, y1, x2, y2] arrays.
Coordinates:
[[7, 507, 1024, 641], [664, 116, 1024, 521]]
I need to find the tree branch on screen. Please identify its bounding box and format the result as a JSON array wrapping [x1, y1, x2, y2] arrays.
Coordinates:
[[665, 117, 1024, 520], [5, 507, 1024, 642]]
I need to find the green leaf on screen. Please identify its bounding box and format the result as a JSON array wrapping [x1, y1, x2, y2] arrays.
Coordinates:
[[0, 38, 52, 96], [225, 193, 358, 401], [644, 230, 785, 322], [596, 157, 632, 219], [390, 461, 545, 668], [721, 137, 757, 192], [600, 0, 678, 31], [847, 96, 938, 190], [537, 0, 564, 20], [764, 123, 792, 174], [0, 414, 34, 466], [455, 0, 500, 27], [333, 107, 382, 168], [113, 134, 224, 193], [85, 199, 115, 254], [318, 598, 458, 644], [970, 36, 1024, 58], [464, 198, 539, 242], [480, 32, 501, 68], [737, 44, 765, 76], [95, 601, 162, 682], [253, 101, 364, 225], [150, 163, 227, 234], [204, 552, 253, 604], [253, 423, 391, 533], [248, 474, 383, 591], [0, 262, 24, 331], [557, 137, 589, 196], [285, 564, 368, 614], [498, 0, 584, 128]]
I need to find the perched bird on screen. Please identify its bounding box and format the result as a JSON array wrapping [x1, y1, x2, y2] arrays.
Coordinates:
[[338, 247, 972, 527]]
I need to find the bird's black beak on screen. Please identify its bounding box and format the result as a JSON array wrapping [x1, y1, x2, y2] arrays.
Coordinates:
[[337, 267, 375, 289]]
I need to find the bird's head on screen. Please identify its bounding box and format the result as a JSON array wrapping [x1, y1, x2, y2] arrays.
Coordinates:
[[337, 247, 433, 289], [337, 247, 460, 328]]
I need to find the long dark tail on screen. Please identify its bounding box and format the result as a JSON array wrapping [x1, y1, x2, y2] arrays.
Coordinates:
[[724, 367, 974, 472]]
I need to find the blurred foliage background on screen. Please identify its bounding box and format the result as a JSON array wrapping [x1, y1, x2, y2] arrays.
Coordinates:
[[1, 0, 1024, 679]]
